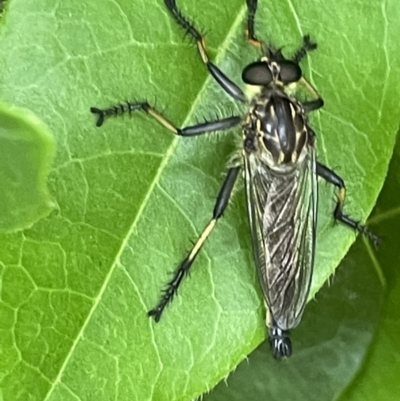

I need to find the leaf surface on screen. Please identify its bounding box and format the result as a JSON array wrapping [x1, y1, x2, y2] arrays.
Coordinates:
[[204, 121, 400, 401], [0, 0, 399, 400], [0, 101, 55, 232]]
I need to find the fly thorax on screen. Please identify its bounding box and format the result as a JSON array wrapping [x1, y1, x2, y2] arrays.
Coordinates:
[[244, 92, 309, 170]]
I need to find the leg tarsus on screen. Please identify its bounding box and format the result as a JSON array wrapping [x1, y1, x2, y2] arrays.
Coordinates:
[[334, 205, 381, 248], [90, 100, 241, 136], [293, 35, 317, 63], [148, 255, 191, 321], [316, 162, 380, 246], [164, 0, 202, 42], [164, 0, 246, 102], [90, 101, 148, 127], [90, 107, 106, 127]]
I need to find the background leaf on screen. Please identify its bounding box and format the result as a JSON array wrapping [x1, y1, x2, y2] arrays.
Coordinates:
[[0, 101, 55, 232], [0, 0, 399, 400], [203, 236, 385, 401], [204, 130, 400, 401], [336, 133, 400, 401]]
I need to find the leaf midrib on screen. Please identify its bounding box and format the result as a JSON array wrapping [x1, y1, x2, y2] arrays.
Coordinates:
[[42, 4, 248, 399]]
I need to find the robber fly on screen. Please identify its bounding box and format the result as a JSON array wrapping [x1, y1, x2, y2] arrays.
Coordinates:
[[90, 0, 379, 359]]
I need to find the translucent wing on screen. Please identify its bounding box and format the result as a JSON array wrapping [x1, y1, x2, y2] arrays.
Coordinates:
[[244, 146, 318, 330]]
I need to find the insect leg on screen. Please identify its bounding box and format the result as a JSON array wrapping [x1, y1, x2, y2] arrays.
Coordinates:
[[245, 0, 262, 49], [290, 35, 325, 109], [292, 35, 317, 63], [303, 98, 324, 113], [164, 0, 246, 103], [148, 166, 241, 321], [90, 101, 241, 134], [316, 162, 380, 246]]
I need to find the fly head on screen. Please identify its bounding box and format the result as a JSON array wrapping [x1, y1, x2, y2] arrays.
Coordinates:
[[242, 49, 302, 86]]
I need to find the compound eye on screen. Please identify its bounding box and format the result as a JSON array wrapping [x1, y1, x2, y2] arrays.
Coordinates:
[[242, 61, 273, 85], [279, 61, 302, 83]]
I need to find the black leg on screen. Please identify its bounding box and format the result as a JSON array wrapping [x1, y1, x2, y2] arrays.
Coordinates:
[[90, 101, 241, 134], [303, 98, 324, 113], [164, 0, 246, 103], [148, 166, 241, 321], [292, 35, 317, 63], [246, 0, 263, 49], [290, 35, 324, 112], [316, 162, 380, 246]]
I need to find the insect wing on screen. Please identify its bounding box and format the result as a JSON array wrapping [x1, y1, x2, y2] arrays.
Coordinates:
[[245, 145, 318, 330]]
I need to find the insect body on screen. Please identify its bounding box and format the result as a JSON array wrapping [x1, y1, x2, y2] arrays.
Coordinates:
[[243, 58, 318, 357], [91, 0, 379, 359]]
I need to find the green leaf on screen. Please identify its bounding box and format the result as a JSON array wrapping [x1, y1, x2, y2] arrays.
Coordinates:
[[336, 135, 400, 401], [0, 1, 399, 400], [204, 125, 400, 401], [203, 237, 385, 401], [0, 101, 55, 232]]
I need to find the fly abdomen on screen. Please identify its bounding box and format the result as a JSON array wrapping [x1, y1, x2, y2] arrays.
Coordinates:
[[269, 326, 292, 359]]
